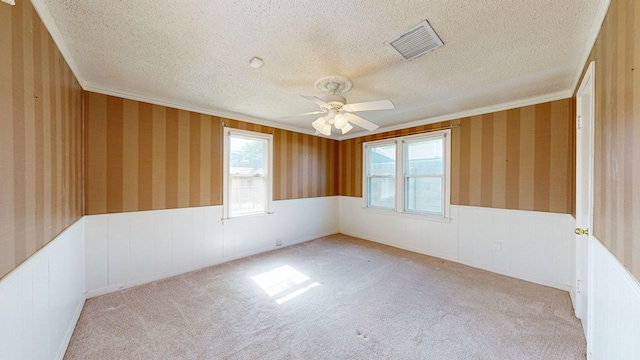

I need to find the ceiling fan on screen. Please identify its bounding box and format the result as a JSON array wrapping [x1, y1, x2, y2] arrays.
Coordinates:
[[298, 75, 394, 136]]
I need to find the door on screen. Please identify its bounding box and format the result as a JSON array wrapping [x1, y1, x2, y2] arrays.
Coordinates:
[[575, 61, 595, 342]]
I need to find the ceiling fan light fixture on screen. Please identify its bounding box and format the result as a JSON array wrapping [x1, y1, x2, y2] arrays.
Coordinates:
[[312, 117, 331, 136], [341, 122, 353, 135], [300, 75, 392, 136], [334, 114, 347, 129], [312, 117, 325, 131]]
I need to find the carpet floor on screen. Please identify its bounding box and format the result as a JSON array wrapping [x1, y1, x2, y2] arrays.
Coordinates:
[[65, 234, 586, 359]]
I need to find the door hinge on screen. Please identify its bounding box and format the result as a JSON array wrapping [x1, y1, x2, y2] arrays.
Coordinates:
[[577, 115, 583, 129]]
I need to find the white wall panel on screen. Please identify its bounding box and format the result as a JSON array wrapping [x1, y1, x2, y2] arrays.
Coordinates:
[[589, 236, 640, 360], [154, 211, 173, 274], [340, 196, 461, 261], [0, 274, 23, 359], [339, 197, 573, 290], [84, 216, 108, 291], [172, 209, 194, 270], [130, 212, 155, 280], [84, 197, 340, 297], [32, 256, 51, 360], [454, 206, 572, 290], [21, 266, 34, 359], [192, 209, 205, 266], [202, 207, 224, 264], [0, 218, 85, 360], [107, 215, 130, 287]]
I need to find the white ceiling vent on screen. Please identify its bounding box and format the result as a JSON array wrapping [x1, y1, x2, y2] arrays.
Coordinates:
[[389, 20, 443, 61]]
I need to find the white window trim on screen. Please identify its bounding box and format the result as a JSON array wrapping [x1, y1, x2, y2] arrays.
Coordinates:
[[362, 129, 451, 221], [364, 139, 397, 211], [222, 127, 273, 221]]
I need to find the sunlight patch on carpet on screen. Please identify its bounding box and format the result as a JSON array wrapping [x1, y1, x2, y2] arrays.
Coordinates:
[[251, 265, 320, 304]]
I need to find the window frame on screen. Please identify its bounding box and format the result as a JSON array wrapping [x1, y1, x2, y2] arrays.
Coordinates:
[[365, 141, 397, 210], [362, 129, 451, 220], [223, 127, 273, 220], [403, 136, 445, 216]]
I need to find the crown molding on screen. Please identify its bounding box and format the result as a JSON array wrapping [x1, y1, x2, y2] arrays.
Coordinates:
[[83, 84, 319, 137], [338, 90, 573, 140], [569, 0, 611, 95], [31, 0, 87, 88]]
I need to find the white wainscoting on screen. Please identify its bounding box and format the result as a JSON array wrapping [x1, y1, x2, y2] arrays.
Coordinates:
[[339, 197, 573, 290], [588, 236, 640, 360], [85, 197, 339, 297], [0, 218, 85, 360], [338, 197, 460, 262], [457, 205, 573, 290]]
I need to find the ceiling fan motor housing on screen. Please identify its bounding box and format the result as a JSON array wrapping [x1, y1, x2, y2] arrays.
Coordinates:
[[321, 94, 346, 110]]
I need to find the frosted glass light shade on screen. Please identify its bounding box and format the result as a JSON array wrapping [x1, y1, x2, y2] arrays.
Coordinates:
[[341, 122, 353, 135], [334, 114, 347, 129], [312, 117, 331, 136]]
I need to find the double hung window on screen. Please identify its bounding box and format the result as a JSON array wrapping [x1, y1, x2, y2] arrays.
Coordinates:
[[364, 130, 449, 218], [223, 128, 272, 219]]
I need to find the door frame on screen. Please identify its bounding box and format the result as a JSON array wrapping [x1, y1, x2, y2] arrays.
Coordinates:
[[575, 60, 595, 350]]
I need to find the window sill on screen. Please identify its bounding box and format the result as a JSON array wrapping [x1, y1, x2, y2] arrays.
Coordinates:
[[360, 206, 452, 223], [221, 211, 274, 224]]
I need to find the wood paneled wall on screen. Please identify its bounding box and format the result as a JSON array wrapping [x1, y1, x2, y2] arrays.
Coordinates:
[[338, 99, 575, 214], [585, 0, 640, 279], [0, 1, 84, 280], [84, 92, 339, 215]]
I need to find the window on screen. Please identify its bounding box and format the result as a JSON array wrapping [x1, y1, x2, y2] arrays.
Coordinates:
[[366, 143, 396, 209], [363, 130, 450, 218], [404, 137, 444, 214], [223, 128, 273, 219]]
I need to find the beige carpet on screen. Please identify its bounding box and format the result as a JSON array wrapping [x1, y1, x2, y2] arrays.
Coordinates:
[[65, 234, 586, 359]]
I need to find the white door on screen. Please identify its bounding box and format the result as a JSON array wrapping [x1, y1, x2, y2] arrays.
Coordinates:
[[575, 61, 595, 342]]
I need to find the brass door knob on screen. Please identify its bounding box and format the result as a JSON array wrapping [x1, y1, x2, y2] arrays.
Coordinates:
[[575, 228, 589, 235]]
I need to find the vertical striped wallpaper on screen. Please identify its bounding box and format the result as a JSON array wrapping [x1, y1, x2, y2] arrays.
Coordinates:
[[339, 99, 575, 214], [0, 1, 84, 280], [585, 0, 640, 279], [84, 92, 339, 215]]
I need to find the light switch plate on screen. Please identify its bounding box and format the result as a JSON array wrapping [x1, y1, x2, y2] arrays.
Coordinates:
[[2, 0, 16, 5]]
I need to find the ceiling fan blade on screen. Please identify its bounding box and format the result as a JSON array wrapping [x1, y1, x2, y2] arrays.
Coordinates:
[[342, 99, 394, 112], [343, 113, 379, 131], [301, 95, 331, 109], [297, 110, 326, 116]]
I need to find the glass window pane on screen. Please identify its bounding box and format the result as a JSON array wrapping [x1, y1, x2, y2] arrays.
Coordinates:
[[406, 138, 443, 175], [230, 136, 266, 176], [368, 177, 395, 208], [406, 177, 442, 214], [229, 176, 265, 216], [369, 144, 396, 176]]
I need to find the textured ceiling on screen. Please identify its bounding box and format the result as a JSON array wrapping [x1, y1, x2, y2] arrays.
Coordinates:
[[35, 0, 606, 138]]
